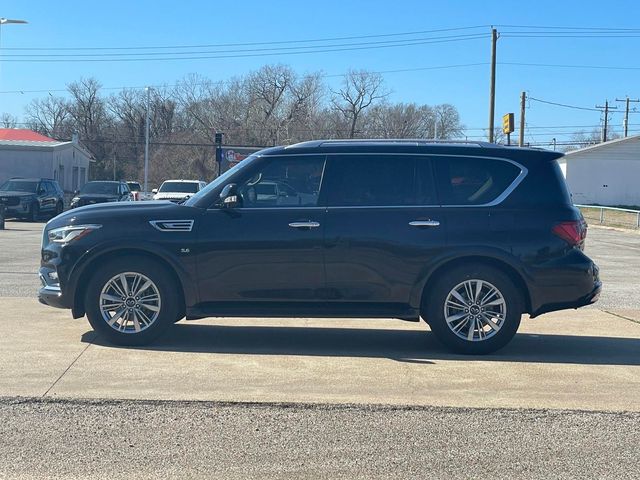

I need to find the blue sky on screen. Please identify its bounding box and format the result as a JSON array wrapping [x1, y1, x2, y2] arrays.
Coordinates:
[[1, 0, 640, 146]]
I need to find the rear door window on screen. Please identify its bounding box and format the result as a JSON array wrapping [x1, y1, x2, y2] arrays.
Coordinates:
[[435, 156, 522, 206], [324, 155, 416, 207]]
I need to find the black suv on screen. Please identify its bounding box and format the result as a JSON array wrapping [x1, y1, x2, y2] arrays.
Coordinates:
[[0, 178, 64, 221], [69, 181, 132, 209], [38, 140, 601, 354]]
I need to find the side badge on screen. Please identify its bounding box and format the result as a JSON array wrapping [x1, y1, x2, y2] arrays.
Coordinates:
[[180, 248, 190, 254]]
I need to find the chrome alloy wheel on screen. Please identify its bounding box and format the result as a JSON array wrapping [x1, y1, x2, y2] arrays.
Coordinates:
[[443, 279, 507, 342], [99, 272, 161, 333]]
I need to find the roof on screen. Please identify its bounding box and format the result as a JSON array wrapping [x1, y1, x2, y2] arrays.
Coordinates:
[[564, 134, 640, 156], [0, 128, 56, 142], [162, 179, 202, 183], [261, 138, 562, 162]]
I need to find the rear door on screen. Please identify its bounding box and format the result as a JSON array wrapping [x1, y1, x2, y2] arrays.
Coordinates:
[[433, 155, 525, 254], [322, 154, 446, 313]]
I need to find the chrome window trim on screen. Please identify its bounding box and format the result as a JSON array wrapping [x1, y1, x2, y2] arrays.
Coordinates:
[[231, 152, 528, 209]]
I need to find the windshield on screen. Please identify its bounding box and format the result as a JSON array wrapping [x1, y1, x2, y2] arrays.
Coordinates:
[[0, 180, 38, 193], [184, 154, 261, 207], [159, 181, 200, 194], [80, 182, 119, 195]]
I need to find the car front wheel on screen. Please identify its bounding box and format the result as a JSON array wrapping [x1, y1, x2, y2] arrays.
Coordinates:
[[85, 257, 179, 345], [423, 264, 523, 355]]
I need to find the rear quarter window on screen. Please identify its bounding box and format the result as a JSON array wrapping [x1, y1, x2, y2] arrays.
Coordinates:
[[435, 156, 522, 206]]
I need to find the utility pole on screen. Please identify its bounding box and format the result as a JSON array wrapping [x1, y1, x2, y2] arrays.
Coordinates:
[[595, 100, 617, 143], [113, 151, 116, 180], [519, 91, 526, 147], [615, 97, 640, 137], [144, 87, 151, 193], [488, 28, 498, 143], [433, 110, 438, 140]]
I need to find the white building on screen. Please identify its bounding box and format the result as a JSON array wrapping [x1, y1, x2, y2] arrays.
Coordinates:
[[0, 129, 93, 192], [558, 135, 640, 207]]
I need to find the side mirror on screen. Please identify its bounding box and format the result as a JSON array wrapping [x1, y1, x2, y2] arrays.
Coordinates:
[[152, 188, 158, 194], [219, 183, 239, 208]]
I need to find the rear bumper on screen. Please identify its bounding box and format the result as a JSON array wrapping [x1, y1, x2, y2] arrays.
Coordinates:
[[529, 254, 601, 317], [531, 279, 601, 317]]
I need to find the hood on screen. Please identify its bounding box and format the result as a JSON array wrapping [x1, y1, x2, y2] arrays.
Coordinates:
[[48, 200, 199, 229], [153, 192, 194, 200], [76, 193, 120, 200], [0, 190, 36, 199]]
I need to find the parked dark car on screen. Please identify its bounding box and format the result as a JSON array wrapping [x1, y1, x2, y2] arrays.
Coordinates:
[[69, 181, 132, 209], [38, 140, 601, 354], [0, 178, 64, 221]]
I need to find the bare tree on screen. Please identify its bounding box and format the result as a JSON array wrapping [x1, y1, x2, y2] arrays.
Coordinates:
[[331, 70, 389, 138], [24, 96, 71, 138], [366, 103, 432, 138], [433, 104, 464, 139], [0, 113, 19, 129]]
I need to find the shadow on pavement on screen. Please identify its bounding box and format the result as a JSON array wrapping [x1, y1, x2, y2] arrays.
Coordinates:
[[82, 323, 640, 366]]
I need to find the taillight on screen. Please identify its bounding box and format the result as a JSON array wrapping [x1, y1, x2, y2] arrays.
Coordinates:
[[553, 220, 587, 247]]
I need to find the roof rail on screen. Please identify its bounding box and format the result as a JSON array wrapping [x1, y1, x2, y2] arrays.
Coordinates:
[[287, 139, 501, 149]]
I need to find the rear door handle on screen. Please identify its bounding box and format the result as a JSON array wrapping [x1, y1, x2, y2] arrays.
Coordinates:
[[289, 221, 320, 229], [409, 220, 440, 227]]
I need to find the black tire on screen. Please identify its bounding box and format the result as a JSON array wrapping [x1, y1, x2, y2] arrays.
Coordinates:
[[422, 263, 523, 355], [85, 256, 180, 346], [28, 203, 39, 222]]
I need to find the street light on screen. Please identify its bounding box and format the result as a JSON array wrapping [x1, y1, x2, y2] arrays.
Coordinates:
[[0, 17, 28, 48], [0, 17, 28, 95]]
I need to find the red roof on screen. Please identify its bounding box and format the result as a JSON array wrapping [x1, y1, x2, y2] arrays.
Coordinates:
[[0, 128, 56, 142]]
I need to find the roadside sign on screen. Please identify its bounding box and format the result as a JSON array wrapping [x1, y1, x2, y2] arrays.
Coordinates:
[[502, 113, 515, 135]]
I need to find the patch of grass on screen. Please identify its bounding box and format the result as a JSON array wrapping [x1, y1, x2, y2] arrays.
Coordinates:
[[579, 207, 640, 229]]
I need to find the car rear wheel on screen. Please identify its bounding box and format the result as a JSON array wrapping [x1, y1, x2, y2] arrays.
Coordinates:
[[423, 264, 523, 355], [85, 257, 179, 346]]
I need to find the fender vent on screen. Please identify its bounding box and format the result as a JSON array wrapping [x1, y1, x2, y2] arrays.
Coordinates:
[[149, 220, 194, 232]]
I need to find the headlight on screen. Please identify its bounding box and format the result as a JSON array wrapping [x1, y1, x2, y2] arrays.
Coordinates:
[[47, 224, 101, 244]]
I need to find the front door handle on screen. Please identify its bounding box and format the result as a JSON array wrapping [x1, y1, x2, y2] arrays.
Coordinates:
[[289, 221, 320, 229], [409, 220, 440, 227]]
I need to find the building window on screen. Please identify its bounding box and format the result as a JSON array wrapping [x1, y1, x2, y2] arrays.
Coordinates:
[[79, 167, 86, 187], [59, 165, 65, 191]]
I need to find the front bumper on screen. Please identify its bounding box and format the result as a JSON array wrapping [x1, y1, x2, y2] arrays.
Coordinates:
[[38, 266, 70, 309], [4, 203, 30, 217]]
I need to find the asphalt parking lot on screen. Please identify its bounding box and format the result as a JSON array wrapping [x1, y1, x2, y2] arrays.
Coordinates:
[[1, 219, 639, 478]]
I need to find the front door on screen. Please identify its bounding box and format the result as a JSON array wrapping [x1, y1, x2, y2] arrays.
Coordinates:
[[195, 154, 327, 306]]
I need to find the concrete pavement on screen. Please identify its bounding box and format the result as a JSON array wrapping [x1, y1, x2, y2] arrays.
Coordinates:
[[1, 297, 639, 411]]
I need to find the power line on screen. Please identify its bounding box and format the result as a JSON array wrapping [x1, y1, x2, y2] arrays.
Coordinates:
[[1, 25, 491, 51], [494, 24, 640, 31], [501, 61, 640, 71], [0, 35, 490, 63], [0, 33, 489, 58], [529, 97, 608, 112]]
